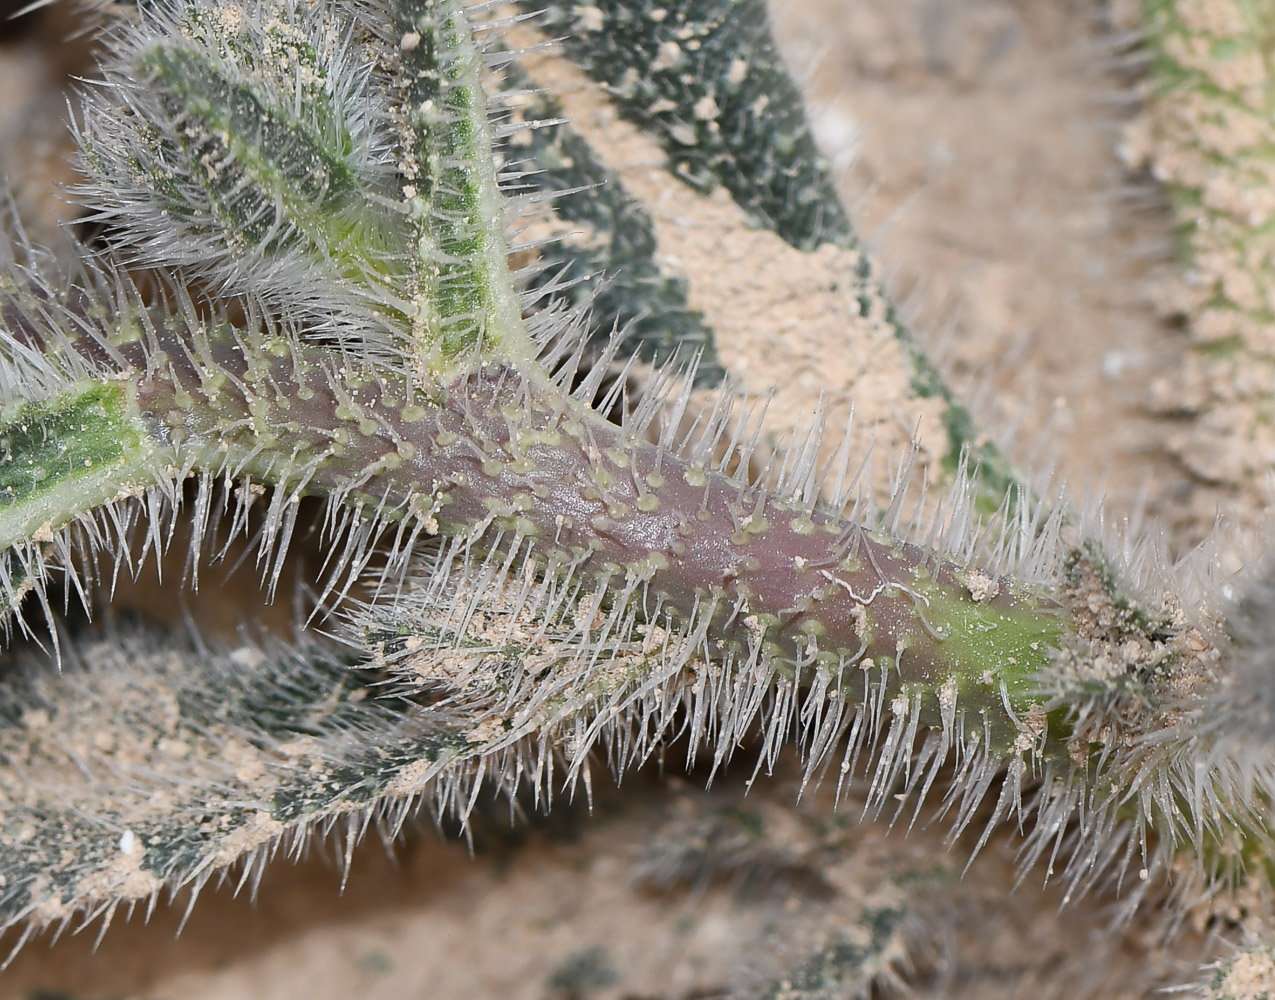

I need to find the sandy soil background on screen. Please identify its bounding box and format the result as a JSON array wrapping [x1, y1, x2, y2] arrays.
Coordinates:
[[777, 0, 1202, 540], [0, 0, 1238, 997]]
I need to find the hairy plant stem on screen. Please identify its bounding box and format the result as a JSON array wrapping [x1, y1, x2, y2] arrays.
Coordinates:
[[0, 322, 1063, 749]]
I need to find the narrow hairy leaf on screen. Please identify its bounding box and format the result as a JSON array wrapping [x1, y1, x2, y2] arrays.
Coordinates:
[[508, 73, 726, 383], [1131, 0, 1275, 528], [391, 0, 534, 376], [510, 0, 1020, 506]]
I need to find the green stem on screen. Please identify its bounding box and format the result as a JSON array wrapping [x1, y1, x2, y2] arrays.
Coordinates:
[[0, 380, 155, 551], [392, 0, 535, 378]]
